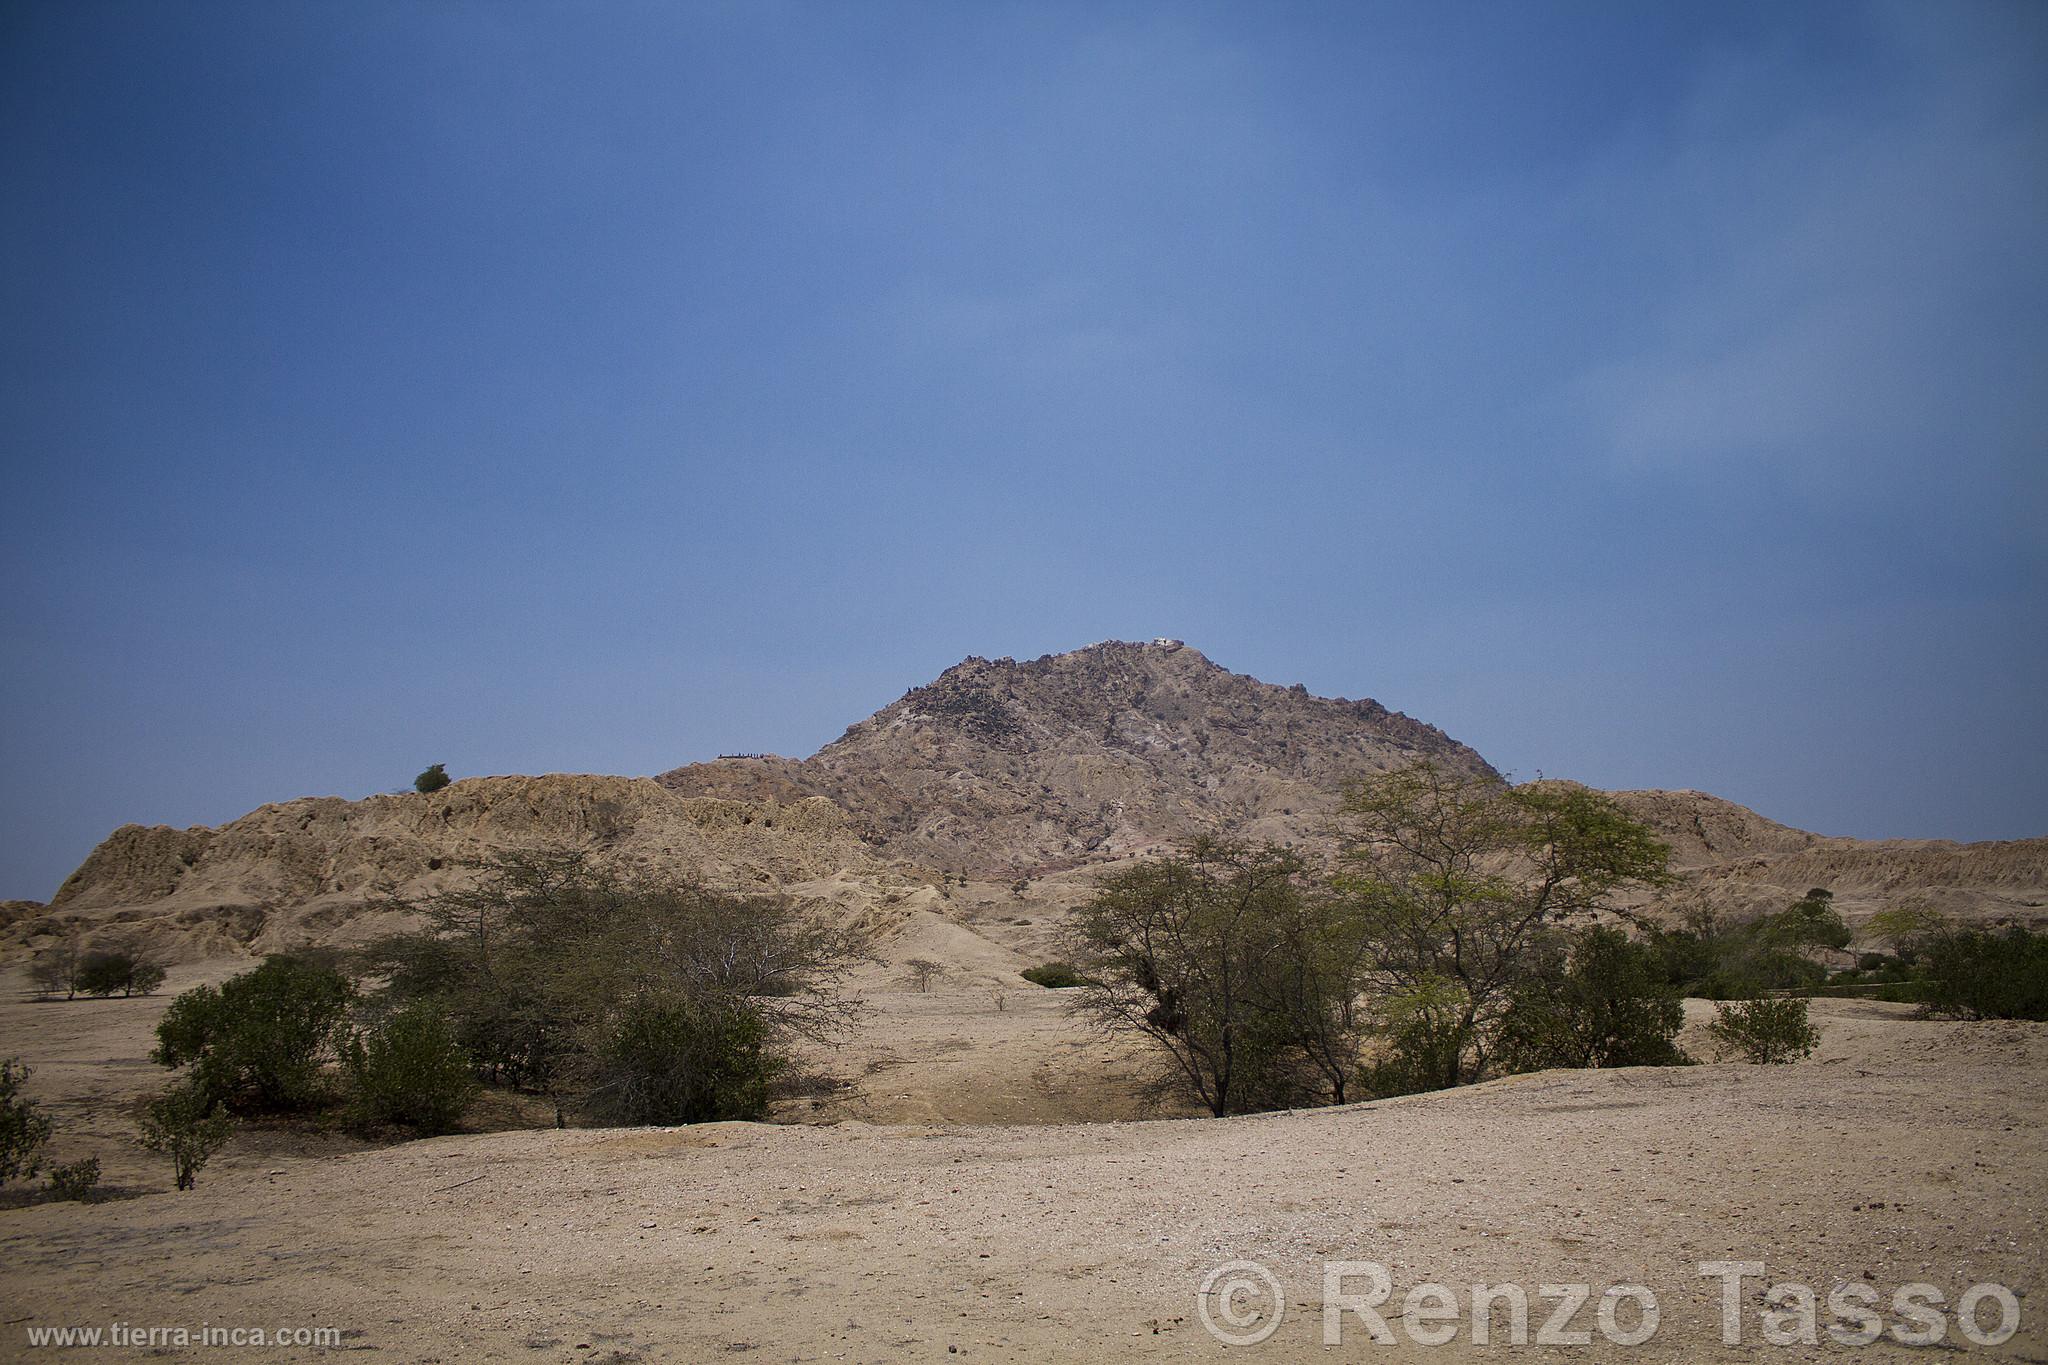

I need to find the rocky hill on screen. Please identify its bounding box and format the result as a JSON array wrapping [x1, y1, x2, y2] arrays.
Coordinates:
[[659, 639, 1498, 874], [16, 641, 2045, 966]]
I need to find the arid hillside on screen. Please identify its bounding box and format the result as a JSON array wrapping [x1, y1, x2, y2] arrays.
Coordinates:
[[1596, 786, 2048, 927], [2, 775, 906, 964]]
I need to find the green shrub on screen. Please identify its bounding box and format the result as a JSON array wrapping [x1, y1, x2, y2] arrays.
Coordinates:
[[413, 763, 451, 793], [586, 996, 779, 1126], [1496, 927, 1691, 1072], [1918, 926, 2048, 1021], [1, 1057, 54, 1185], [152, 956, 355, 1111], [138, 1080, 234, 1190], [1020, 962, 1089, 989], [343, 1005, 478, 1135], [1707, 997, 1819, 1064], [44, 1155, 101, 1203]]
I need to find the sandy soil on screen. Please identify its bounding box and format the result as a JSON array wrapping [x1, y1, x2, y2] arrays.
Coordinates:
[[0, 969, 2042, 1362]]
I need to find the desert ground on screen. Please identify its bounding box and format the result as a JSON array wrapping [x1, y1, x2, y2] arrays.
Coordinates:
[[1, 960, 2043, 1363]]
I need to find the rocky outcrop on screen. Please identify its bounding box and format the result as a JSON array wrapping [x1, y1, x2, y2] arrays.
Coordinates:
[[661, 640, 1498, 874]]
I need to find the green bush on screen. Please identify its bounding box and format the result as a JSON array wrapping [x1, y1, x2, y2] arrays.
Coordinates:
[[152, 956, 355, 1111], [1707, 997, 1819, 1064], [73, 950, 167, 998], [1020, 962, 1089, 989], [1496, 927, 1691, 1073], [1918, 926, 2048, 1021], [586, 996, 779, 1127], [343, 1005, 478, 1135], [413, 763, 452, 793], [44, 1155, 101, 1203], [138, 1080, 234, 1190], [1, 1057, 54, 1185]]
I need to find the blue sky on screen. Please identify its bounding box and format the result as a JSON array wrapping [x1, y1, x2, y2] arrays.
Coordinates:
[[3, 0, 2044, 900]]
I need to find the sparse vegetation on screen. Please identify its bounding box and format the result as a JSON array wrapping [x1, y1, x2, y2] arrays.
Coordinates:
[[414, 763, 452, 793], [43, 1155, 102, 1203], [1064, 765, 1684, 1113], [1, 1057, 54, 1185], [29, 940, 83, 1000], [903, 958, 945, 993], [138, 1080, 234, 1190], [152, 956, 356, 1111], [1707, 997, 1819, 1064]]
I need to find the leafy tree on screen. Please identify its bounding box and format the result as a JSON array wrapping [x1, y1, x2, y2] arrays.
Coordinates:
[[1646, 894, 1850, 998], [138, 1080, 234, 1190], [1337, 765, 1673, 1092], [73, 950, 167, 998], [1066, 841, 1332, 1115], [1, 1057, 54, 1185], [1358, 977, 1473, 1098], [1495, 927, 1690, 1073], [1866, 902, 1948, 961], [903, 958, 945, 993], [1707, 997, 1819, 1063], [414, 763, 452, 794], [342, 1003, 478, 1134], [152, 956, 355, 1111]]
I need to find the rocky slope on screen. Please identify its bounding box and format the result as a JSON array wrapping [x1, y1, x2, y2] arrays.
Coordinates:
[[660, 639, 1497, 874]]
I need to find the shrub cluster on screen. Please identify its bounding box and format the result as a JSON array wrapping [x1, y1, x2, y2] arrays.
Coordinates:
[[1707, 997, 1820, 1064], [1020, 962, 1089, 989]]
